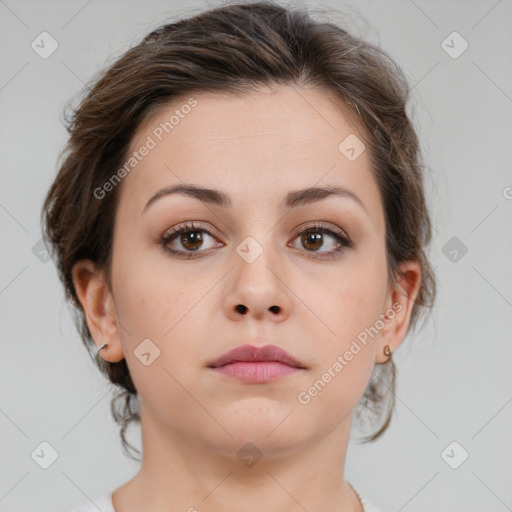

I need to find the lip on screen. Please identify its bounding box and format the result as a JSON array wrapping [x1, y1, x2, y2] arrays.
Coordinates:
[[207, 344, 307, 383], [207, 344, 306, 369]]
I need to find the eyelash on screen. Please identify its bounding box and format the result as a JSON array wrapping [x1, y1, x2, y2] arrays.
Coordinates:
[[160, 221, 353, 260]]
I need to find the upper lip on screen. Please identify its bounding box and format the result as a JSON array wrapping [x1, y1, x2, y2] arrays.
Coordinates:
[[207, 344, 306, 369]]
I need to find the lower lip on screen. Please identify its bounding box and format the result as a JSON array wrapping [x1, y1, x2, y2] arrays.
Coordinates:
[[209, 362, 302, 383]]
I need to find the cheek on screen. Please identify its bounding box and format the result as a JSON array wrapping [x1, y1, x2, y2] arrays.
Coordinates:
[[112, 232, 188, 333], [110, 264, 208, 424], [297, 283, 382, 422], [304, 250, 387, 402], [111, 244, 211, 377], [114, 270, 205, 350], [318, 256, 388, 343]]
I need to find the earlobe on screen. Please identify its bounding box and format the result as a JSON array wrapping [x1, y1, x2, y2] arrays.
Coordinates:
[[375, 260, 422, 364], [71, 260, 125, 362]]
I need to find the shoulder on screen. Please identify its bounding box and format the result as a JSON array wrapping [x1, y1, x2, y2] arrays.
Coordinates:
[[349, 482, 383, 512], [66, 494, 115, 512]]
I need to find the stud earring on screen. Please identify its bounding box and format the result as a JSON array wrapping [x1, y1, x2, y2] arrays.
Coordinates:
[[98, 343, 108, 352], [383, 345, 392, 358]]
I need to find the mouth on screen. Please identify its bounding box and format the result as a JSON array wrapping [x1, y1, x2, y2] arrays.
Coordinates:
[[207, 344, 307, 383]]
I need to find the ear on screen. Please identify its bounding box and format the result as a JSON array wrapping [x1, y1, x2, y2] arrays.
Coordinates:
[[71, 260, 125, 363], [375, 260, 422, 364]]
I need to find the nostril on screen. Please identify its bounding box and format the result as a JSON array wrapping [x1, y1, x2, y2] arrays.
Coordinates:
[[269, 305, 280, 314], [236, 304, 248, 314]]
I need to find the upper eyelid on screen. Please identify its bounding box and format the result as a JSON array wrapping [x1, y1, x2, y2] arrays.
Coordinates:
[[162, 221, 221, 240], [163, 220, 346, 236]]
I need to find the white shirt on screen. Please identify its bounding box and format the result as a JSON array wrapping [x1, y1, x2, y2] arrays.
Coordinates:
[[351, 483, 382, 512], [68, 483, 382, 512]]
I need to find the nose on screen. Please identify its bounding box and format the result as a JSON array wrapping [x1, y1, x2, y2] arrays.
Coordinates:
[[222, 245, 292, 323]]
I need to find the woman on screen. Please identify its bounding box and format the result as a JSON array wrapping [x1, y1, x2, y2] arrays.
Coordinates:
[[42, 2, 436, 511]]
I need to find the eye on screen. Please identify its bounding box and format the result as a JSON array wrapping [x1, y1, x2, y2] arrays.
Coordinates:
[[161, 221, 223, 258], [289, 222, 352, 258], [160, 221, 352, 260]]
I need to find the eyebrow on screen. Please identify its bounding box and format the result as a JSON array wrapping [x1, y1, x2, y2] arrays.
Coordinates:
[[142, 183, 367, 214]]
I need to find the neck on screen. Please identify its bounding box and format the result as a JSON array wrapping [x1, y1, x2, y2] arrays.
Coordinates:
[[112, 401, 363, 512]]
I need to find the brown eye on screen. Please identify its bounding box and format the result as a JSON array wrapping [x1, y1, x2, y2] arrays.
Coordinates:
[[161, 221, 223, 258], [165, 228, 218, 253], [290, 223, 352, 258], [301, 232, 324, 251], [178, 230, 204, 251]]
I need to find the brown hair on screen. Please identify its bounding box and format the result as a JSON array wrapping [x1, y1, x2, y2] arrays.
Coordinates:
[[41, 0, 436, 460]]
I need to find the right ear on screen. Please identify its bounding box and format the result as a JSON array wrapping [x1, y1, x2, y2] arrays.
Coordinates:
[[71, 260, 125, 363]]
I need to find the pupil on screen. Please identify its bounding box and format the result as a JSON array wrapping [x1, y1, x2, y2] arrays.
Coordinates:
[[303, 232, 322, 250], [182, 231, 202, 250]]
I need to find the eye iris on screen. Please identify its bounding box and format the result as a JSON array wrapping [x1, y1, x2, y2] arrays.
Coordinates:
[[181, 230, 203, 250], [302, 232, 323, 251]]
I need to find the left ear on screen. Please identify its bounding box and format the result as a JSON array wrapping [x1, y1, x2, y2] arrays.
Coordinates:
[[375, 260, 422, 364]]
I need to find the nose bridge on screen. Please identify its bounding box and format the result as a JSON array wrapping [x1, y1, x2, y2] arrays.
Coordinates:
[[232, 209, 278, 265], [223, 226, 292, 321], [235, 227, 282, 289]]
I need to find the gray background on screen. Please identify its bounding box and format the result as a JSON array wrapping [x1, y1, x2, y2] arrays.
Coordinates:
[[1, 0, 511, 511]]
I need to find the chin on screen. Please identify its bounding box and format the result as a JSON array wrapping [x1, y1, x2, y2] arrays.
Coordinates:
[[214, 408, 308, 450]]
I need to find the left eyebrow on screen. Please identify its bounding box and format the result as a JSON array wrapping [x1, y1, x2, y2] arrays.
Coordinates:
[[142, 183, 367, 215]]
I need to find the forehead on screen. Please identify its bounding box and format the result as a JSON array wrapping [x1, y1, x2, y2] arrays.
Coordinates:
[[118, 85, 382, 223]]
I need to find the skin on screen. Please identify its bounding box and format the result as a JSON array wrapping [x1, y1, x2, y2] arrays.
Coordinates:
[[72, 85, 421, 512]]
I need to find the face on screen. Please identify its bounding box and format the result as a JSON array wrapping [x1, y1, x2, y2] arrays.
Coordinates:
[[76, 85, 418, 458]]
